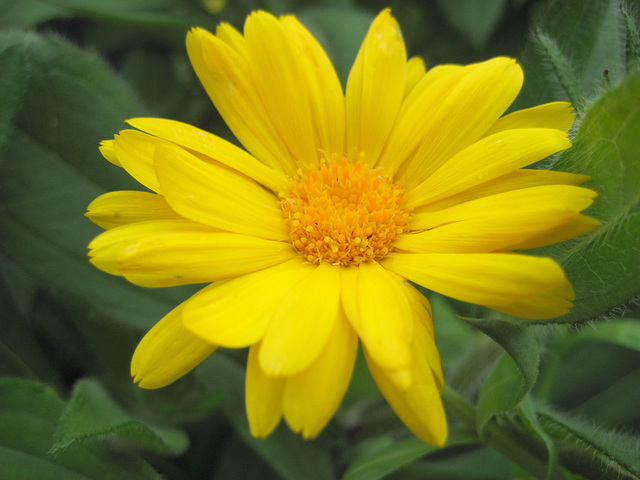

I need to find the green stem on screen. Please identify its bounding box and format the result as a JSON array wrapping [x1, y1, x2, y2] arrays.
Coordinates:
[[442, 386, 558, 480]]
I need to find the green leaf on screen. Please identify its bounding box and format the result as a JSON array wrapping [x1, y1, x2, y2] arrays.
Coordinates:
[[516, 0, 625, 109], [0, 0, 67, 28], [0, 30, 193, 333], [0, 36, 25, 155], [54, 378, 188, 455], [0, 267, 63, 385], [341, 437, 439, 480], [539, 71, 640, 323], [537, 405, 640, 480], [517, 397, 559, 480], [554, 319, 640, 353], [39, 0, 218, 30], [537, 323, 640, 427], [622, 4, 640, 72], [341, 432, 475, 480], [462, 318, 539, 433], [569, 365, 640, 427], [0, 378, 162, 480], [435, 0, 508, 48], [384, 445, 512, 480], [529, 32, 584, 107]]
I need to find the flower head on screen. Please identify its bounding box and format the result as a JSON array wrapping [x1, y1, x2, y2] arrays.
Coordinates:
[[87, 9, 598, 445]]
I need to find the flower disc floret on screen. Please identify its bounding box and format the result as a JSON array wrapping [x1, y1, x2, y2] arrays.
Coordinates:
[[280, 157, 411, 266]]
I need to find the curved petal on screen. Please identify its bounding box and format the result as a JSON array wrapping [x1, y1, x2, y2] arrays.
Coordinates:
[[126, 118, 289, 193], [410, 168, 590, 215], [340, 262, 413, 387], [404, 56, 426, 98], [483, 101, 575, 137], [282, 309, 357, 438], [400, 57, 524, 187], [246, 343, 284, 438], [183, 259, 313, 348], [364, 317, 447, 446], [398, 185, 599, 253], [154, 142, 288, 240], [280, 15, 345, 159], [398, 212, 599, 254], [346, 9, 406, 165], [486, 280, 575, 319], [377, 64, 468, 173], [382, 252, 574, 317], [116, 224, 295, 287], [244, 12, 333, 167], [131, 301, 216, 389], [243, 12, 317, 167], [113, 130, 166, 193], [259, 262, 341, 376], [405, 128, 572, 208], [402, 284, 443, 390], [86, 190, 182, 229], [186, 27, 297, 174], [88, 220, 177, 276], [99, 139, 120, 166]]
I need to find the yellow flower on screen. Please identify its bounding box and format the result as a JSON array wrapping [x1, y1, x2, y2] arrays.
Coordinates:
[[86, 9, 599, 445]]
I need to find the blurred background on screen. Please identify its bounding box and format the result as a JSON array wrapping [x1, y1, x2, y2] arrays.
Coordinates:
[[1, 1, 640, 479]]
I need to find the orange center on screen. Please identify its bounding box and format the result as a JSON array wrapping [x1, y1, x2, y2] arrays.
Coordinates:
[[280, 157, 411, 266]]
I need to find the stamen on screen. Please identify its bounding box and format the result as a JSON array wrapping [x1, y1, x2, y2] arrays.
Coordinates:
[[280, 157, 411, 266]]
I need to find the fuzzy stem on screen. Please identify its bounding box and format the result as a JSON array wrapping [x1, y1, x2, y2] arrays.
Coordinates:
[[442, 386, 562, 480]]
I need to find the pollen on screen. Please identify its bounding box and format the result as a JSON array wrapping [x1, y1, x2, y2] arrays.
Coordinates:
[[280, 157, 411, 266]]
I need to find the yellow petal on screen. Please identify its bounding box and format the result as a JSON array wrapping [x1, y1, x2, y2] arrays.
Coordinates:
[[282, 309, 357, 439], [411, 168, 590, 214], [186, 27, 297, 174], [113, 129, 165, 193], [401, 57, 524, 187], [246, 343, 284, 438], [126, 118, 289, 193], [183, 259, 313, 348], [259, 262, 341, 376], [377, 64, 468, 173], [131, 301, 216, 389], [99, 139, 121, 166], [399, 213, 598, 254], [244, 12, 322, 167], [215, 21, 247, 54], [88, 220, 176, 276], [404, 56, 426, 98], [154, 142, 288, 240], [364, 318, 447, 446], [483, 101, 575, 137], [404, 289, 444, 391], [399, 185, 599, 253], [350, 261, 413, 378], [406, 128, 572, 207], [86, 190, 182, 229], [116, 224, 294, 287], [486, 280, 575, 319], [280, 15, 345, 158], [346, 9, 406, 165], [382, 252, 574, 316], [507, 214, 601, 251]]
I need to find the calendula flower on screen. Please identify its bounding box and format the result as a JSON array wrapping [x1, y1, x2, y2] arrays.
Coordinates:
[[86, 9, 599, 445]]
